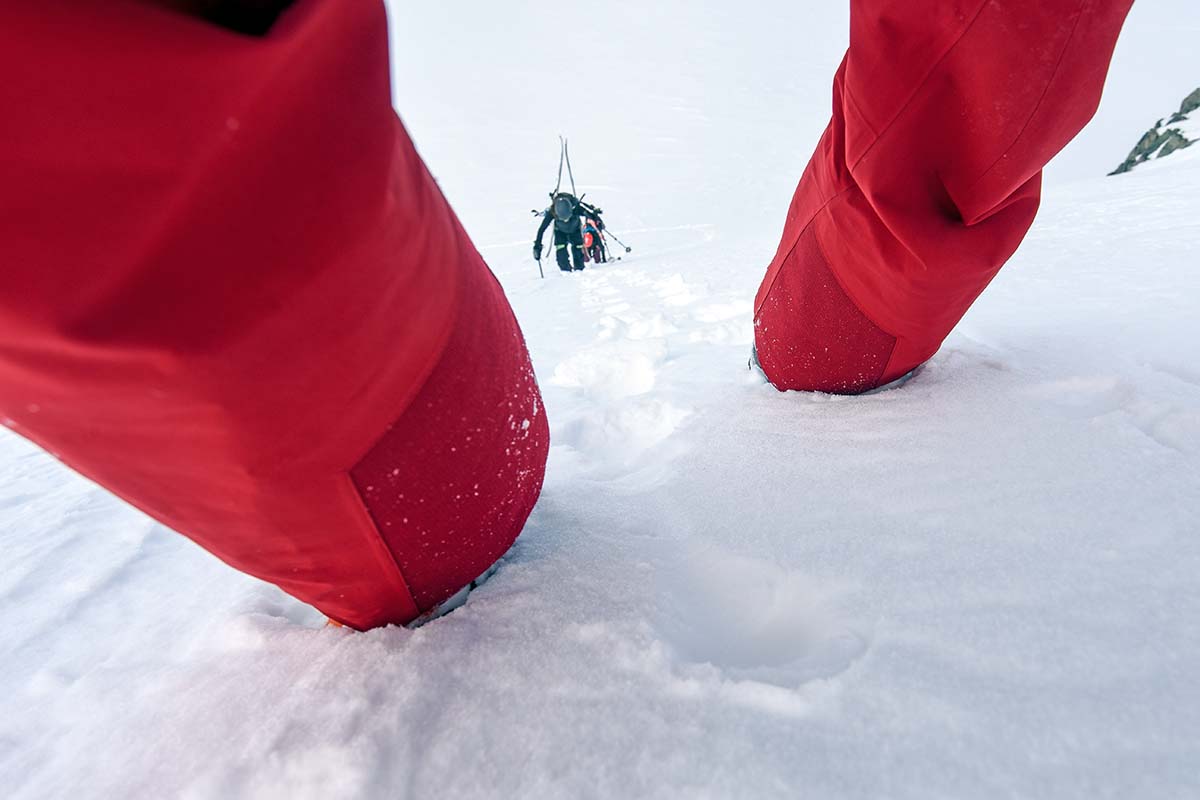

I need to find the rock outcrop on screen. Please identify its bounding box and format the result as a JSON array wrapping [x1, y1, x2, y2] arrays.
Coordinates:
[[1109, 87, 1198, 175]]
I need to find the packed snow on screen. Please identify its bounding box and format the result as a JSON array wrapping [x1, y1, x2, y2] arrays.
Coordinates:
[[2, 2, 1199, 798]]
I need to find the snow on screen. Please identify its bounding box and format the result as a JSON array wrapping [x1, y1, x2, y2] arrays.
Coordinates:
[[3, 2, 1200, 798]]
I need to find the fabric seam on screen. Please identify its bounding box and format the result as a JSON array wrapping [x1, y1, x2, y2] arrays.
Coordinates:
[[962, 0, 1089, 199], [339, 472, 420, 627], [849, 0, 991, 172], [754, 183, 854, 318], [842, 82, 879, 140], [811, 206, 900, 387]]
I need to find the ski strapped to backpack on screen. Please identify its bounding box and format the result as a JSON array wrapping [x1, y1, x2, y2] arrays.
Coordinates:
[[530, 137, 632, 274]]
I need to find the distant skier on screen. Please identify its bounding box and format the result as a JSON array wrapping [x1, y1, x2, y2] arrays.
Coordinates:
[[583, 217, 607, 264], [534, 193, 603, 272]]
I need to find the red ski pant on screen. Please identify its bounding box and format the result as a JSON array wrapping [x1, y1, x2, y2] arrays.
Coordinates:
[[0, 1, 549, 629], [754, 0, 1133, 393]]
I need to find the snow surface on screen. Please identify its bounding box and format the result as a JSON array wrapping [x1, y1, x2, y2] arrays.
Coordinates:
[[3, 2, 1200, 798]]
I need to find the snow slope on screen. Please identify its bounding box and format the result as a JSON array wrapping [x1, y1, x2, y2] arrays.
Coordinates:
[[3, 2, 1199, 798]]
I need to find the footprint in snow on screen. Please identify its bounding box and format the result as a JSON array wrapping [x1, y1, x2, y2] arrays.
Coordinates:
[[1028, 374, 1200, 453], [652, 547, 867, 691], [549, 340, 666, 399]]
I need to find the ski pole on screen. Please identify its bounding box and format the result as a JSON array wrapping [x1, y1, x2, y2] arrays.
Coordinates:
[[604, 229, 633, 253], [597, 231, 617, 262]]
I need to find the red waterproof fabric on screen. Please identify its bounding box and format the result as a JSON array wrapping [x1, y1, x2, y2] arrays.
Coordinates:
[[0, 0, 548, 629], [755, 0, 1133, 392]]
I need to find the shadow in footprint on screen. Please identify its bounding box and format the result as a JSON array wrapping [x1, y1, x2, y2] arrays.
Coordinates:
[[653, 547, 866, 689]]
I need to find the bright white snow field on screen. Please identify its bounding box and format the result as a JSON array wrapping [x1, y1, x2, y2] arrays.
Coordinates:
[[2, 1, 1199, 797]]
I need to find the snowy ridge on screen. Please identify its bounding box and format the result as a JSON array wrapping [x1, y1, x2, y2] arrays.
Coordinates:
[[3, 1, 1200, 798]]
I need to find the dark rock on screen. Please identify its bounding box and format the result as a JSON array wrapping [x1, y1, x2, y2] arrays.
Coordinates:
[[1157, 130, 1193, 159], [1181, 88, 1200, 116]]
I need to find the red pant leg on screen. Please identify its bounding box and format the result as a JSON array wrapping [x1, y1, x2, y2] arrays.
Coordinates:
[[754, 0, 1133, 393], [0, 0, 548, 629]]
